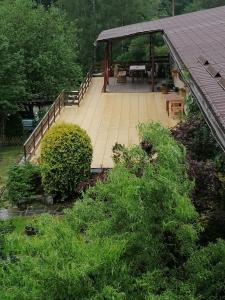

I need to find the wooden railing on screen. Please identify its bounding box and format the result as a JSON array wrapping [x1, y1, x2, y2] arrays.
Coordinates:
[[64, 68, 93, 106], [77, 68, 93, 104], [23, 68, 93, 161], [112, 57, 170, 66], [23, 92, 65, 160], [93, 56, 170, 72]]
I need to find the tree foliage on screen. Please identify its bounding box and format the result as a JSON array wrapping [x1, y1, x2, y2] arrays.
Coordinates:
[[185, 0, 225, 12], [0, 0, 82, 121], [0, 123, 201, 299], [56, 0, 225, 70], [1, 123, 225, 299], [0, 32, 25, 129], [186, 239, 225, 299], [5, 114, 24, 138], [171, 116, 219, 161]]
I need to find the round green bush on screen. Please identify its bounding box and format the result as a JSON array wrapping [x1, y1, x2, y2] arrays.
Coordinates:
[[40, 123, 93, 198]]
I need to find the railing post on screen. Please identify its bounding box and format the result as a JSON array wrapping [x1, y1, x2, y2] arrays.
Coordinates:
[[33, 134, 36, 152], [53, 104, 56, 122], [59, 93, 63, 113], [24, 145, 27, 161], [41, 121, 43, 137], [48, 112, 50, 128]]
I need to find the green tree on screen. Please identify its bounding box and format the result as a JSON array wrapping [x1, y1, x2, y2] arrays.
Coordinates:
[[185, 0, 225, 12], [0, 0, 82, 127], [0, 33, 25, 137], [57, 0, 165, 69]]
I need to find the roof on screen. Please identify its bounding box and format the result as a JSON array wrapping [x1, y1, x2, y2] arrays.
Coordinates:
[[97, 6, 225, 150]]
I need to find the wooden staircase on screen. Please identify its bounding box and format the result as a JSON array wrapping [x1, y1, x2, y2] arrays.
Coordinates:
[[64, 91, 79, 105]]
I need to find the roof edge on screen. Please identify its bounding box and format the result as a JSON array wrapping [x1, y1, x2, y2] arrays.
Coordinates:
[[96, 5, 225, 42]]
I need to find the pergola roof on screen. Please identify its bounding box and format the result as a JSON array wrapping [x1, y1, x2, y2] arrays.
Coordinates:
[[97, 6, 225, 150]]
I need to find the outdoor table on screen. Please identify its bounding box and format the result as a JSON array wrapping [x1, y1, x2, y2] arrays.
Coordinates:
[[129, 65, 146, 82]]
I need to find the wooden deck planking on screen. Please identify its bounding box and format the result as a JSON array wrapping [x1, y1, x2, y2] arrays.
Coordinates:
[[32, 77, 178, 169]]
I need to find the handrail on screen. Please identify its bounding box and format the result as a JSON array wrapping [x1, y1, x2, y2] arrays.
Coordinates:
[[112, 57, 170, 65], [93, 56, 170, 72], [23, 92, 65, 160], [23, 68, 93, 161], [77, 68, 93, 105]]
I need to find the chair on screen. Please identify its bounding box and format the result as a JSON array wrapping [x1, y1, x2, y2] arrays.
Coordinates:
[[117, 70, 127, 83]]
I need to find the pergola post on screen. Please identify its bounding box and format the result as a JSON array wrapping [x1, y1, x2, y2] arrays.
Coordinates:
[[109, 42, 113, 68], [103, 42, 109, 93], [150, 34, 155, 92]]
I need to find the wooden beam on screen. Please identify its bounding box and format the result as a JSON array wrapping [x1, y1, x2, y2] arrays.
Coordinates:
[[107, 43, 110, 84], [150, 34, 155, 92], [110, 42, 113, 67], [149, 34, 152, 63], [103, 43, 109, 92]]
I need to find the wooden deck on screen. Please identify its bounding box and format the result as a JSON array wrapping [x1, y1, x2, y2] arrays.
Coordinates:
[[32, 77, 178, 169]]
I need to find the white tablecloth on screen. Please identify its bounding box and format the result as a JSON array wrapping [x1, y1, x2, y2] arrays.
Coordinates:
[[129, 65, 146, 71]]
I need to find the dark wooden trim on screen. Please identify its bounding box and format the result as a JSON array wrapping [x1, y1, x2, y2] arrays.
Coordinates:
[[23, 92, 65, 161], [110, 42, 113, 67], [150, 34, 155, 92], [103, 43, 109, 92]]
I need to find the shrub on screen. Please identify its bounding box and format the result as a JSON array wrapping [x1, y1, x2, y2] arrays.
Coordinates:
[[6, 162, 41, 205], [40, 123, 93, 198], [172, 117, 225, 244], [5, 113, 23, 137], [187, 159, 222, 213], [186, 239, 225, 299], [112, 143, 149, 177], [171, 116, 218, 161], [0, 123, 200, 299]]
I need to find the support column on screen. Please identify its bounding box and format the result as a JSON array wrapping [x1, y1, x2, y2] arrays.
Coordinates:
[[103, 42, 109, 93], [150, 34, 155, 92], [109, 42, 113, 68]]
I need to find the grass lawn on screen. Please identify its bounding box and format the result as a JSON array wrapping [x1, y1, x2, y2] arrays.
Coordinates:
[[0, 216, 38, 243], [10, 216, 33, 234], [0, 146, 23, 188]]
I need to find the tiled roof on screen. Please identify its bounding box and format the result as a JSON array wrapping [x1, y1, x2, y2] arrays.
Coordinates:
[[97, 6, 225, 148]]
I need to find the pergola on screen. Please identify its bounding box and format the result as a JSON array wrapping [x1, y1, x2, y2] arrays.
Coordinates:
[[96, 6, 225, 151], [100, 34, 159, 93]]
